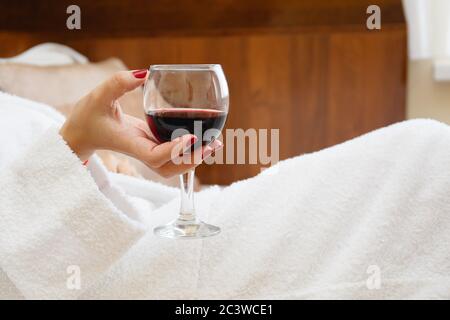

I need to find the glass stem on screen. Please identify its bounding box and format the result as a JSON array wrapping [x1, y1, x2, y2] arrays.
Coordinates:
[[178, 169, 197, 223]]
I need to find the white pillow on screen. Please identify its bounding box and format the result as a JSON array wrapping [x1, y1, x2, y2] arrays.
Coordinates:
[[0, 42, 88, 66]]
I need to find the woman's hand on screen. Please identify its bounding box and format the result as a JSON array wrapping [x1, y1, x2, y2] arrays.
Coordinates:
[[60, 69, 222, 178]]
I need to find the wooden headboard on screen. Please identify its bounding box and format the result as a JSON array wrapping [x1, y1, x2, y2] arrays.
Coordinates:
[[0, 0, 406, 184]]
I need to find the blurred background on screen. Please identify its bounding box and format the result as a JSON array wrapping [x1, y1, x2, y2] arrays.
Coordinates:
[[0, 0, 446, 185]]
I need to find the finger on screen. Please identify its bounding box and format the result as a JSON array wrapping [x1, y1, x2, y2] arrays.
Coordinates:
[[156, 141, 224, 178], [94, 69, 148, 104], [133, 134, 197, 168], [156, 145, 208, 178], [207, 139, 223, 156]]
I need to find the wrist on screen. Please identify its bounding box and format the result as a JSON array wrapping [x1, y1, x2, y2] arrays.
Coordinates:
[[59, 123, 94, 162]]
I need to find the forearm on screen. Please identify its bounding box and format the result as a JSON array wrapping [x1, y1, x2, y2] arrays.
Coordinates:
[[0, 127, 146, 299]]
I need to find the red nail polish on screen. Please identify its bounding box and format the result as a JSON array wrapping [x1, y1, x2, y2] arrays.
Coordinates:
[[190, 136, 197, 145], [132, 69, 147, 79]]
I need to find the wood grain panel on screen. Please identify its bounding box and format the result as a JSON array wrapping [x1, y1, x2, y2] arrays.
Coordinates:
[[326, 31, 407, 146], [0, 0, 406, 184], [0, 0, 404, 37]]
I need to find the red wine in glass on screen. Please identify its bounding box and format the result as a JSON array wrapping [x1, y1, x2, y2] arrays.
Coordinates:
[[146, 108, 227, 147], [144, 64, 229, 239]]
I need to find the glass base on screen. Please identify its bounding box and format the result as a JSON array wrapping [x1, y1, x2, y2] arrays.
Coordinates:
[[154, 219, 220, 239]]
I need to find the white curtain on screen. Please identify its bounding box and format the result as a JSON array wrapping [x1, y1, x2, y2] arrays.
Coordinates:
[[403, 0, 450, 60]]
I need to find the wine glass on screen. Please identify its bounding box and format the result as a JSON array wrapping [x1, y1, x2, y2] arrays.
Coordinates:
[[143, 64, 229, 239]]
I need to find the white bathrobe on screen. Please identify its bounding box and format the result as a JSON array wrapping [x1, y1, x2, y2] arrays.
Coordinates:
[[0, 92, 449, 300]]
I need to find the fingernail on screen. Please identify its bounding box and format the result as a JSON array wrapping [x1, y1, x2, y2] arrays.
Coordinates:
[[202, 146, 213, 160], [132, 69, 147, 79], [184, 135, 197, 149]]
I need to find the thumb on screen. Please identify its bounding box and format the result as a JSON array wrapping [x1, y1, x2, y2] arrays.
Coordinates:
[[96, 69, 148, 103]]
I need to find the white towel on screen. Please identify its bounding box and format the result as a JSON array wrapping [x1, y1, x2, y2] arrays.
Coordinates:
[[1, 91, 450, 299]]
